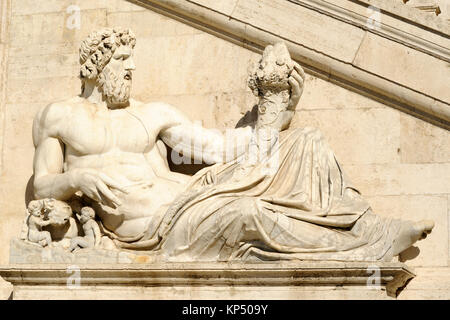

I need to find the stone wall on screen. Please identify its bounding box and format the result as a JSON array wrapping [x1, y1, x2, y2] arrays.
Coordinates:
[[0, 0, 449, 298]]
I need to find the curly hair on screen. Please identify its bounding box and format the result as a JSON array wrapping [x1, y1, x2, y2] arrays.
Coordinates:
[[79, 27, 136, 84], [27, 200, 43, 214]]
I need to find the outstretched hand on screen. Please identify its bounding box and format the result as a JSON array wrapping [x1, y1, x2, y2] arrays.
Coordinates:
[[287, 62, 306, 111]]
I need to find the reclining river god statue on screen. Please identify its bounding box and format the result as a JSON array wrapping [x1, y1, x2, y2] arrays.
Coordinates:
[[28, 27, 434, 262]]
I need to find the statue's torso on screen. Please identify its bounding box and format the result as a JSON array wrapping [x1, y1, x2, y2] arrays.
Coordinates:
[[54, 99, 186, 237]]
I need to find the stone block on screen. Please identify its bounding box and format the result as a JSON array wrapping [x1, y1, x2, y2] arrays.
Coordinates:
[[9, 42, 79, 58], [132, 33, 258, 97], [9, 238, 157, 264], [0, 262, 415, 299], [11, 0, 144, 16], [292, 107, 401, 165], [189, 0, 239, 16], [400, 113, 450, 164], [299, 75, 385, 111], [353, 32, 450, 103], [343, 163, 450, 196], [399, 267, 450, 299], [9, 9, 107, 48], [107, 9, 202, 38], [6, 76, 79, 104], [8, 53, 79, 80], [136, 93, 218, 128], [233, 0, 365, 63], [1, 104, 45, 172], [0, 214, 24, 265], [0, 276, 12, 300]]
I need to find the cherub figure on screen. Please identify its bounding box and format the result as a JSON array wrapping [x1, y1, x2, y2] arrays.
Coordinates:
[[69, 207, 101, 252], [26, 200, 53, 247]]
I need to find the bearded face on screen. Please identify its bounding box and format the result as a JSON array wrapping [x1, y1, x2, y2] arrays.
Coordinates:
[[97, 64, 132, 105]]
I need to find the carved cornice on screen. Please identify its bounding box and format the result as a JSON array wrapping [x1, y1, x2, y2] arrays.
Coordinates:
[[128, 0, 450, 130], [0, 262, 415, 298]]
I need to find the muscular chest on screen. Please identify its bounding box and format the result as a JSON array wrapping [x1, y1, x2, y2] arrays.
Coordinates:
[[61, 107, 154, 155]]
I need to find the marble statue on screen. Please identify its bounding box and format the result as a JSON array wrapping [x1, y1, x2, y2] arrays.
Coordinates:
[[69, 207, 101, 252], [23, 200, 53, 247], [29, 27, 434, 262], [20, 198, 79, 248]]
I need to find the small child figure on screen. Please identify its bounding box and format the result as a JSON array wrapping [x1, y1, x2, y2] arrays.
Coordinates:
[[27, 200, 53, 247], [69, 207, 101, 252]]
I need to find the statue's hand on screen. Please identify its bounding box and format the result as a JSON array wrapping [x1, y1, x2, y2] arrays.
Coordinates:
[[287, 63, 306, 111], [69, 169, 128, 207]]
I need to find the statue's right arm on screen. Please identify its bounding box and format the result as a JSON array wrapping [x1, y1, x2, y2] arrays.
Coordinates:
[[32, 104, 125, 206], [32, 103, 78, 201]]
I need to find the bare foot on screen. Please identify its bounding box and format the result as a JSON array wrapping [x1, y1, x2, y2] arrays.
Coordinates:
[[387, 219, 434, 259], [414, 220, 434, 240]]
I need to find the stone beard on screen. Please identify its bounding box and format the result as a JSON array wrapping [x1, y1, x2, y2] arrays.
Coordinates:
[[96, 65, 132, 105]]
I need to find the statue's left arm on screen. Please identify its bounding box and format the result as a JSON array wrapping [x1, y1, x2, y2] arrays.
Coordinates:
[[157, 104, 253, 164]]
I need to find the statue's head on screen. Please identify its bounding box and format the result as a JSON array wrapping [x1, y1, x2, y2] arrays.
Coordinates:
[[78, 206, 95, 223], [248, 43, 294, 119], [79, 27, 136, 106], [28, 200, 43, 217]]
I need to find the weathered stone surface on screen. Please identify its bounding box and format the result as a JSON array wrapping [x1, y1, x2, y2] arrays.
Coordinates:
[[299, 75, 385, 111], [8, 53, 79, 80], [353, 32, 450, 104], [292, 108, 401, 165], [11, 0, 144, 16], [0, 276, 12, 300], [107, 9, 202, 38], [128, 0, 450, 126], [233, 0, 366, 63], [9, 9, 107, 48], [399, 267, 450, 299], [146, 90, 257, 130], [9, 238, 155, 264], [344, 163, 450, 196], [0, 262, 415, 299], [10, 285, 396, 300], [189, 0, 239, 16], [132, 33, 257, 97], [400, 113, 450, 164]]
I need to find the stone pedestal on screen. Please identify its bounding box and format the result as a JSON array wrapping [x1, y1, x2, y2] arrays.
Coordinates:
[[0, 262, 414, 300]]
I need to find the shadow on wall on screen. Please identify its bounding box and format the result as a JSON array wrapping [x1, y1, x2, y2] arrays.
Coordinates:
[[399, 246, 421, 263], [167, 105, 258, 175], [25, 175, 34, 208]]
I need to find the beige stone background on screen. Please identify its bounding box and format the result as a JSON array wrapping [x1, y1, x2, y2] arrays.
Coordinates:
[[0, 0, 449, 298]]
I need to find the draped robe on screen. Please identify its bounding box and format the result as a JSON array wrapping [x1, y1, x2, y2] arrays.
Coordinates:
[[111, 127, 403, 262]]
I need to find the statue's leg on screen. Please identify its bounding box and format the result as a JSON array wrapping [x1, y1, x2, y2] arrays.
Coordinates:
[[76, 237, 89, 249], [69, 237, 84, 252], [42, 231, 52, 247], [27, 230, 40, 243]]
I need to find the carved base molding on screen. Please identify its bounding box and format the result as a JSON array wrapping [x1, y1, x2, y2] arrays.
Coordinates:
[[0, 262, 415, 299]]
